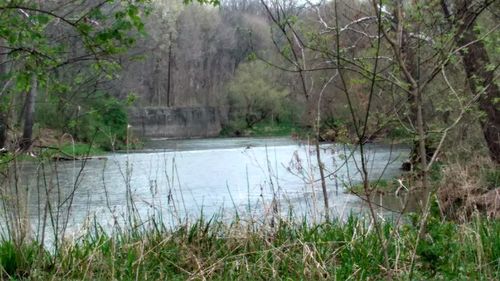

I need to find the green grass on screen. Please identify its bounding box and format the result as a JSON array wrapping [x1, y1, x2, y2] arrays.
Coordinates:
[[1, 214, 498, 280], [0, 143, 105, 165], [35, 143, 105, 160], [248, 122, 302, 137], [346, 179, 404, 195], [57, 143, 105, 157]]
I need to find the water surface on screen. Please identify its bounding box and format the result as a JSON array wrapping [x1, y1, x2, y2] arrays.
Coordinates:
[[1, 137, 410, 241]]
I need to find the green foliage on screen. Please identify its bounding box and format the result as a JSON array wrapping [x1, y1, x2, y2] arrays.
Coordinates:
[[417, 217, 459, 273], [46, 143, 105, 158], [318, 116, 350, 142], [0, 0, 148, 82], [428, 161, 445, 182], [0, 241, 43, 279], [184, 0, 221, 5], [346, 178, 402, 195], [36, 89, 130, 151], [483, 168, 500, 189], [0, 0, 148, 148], [225, 61, 299, 136], [410, 214, 500, 279], [476, 12, 500, 63], [73, 94, 129, 151], [221, 120, 301, 137]]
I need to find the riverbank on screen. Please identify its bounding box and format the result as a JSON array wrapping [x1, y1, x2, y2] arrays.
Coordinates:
[[220, 121, 303, 138], [1, 213, 498, 280]]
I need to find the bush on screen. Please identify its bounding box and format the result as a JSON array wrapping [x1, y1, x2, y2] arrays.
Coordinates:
[[37, 90, 129, 151], [225, 61, 293, 133], [73, 95, 128, 150]]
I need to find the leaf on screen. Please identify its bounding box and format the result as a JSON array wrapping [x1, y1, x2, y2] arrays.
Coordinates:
[[77, 23, 92, 35], [15, 73, 31, 92]]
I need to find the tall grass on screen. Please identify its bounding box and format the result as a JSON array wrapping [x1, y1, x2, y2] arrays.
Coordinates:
[[0, 211, 498, 280]]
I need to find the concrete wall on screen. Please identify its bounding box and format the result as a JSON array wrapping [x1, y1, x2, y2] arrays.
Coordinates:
[[128, 106, 222, 138]]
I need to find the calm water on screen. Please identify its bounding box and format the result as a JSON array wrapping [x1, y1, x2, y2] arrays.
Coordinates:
[[1, 137, 410, 241]]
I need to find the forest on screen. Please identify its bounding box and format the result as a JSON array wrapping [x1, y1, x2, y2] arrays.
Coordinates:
[[0, 0, 498, 280]]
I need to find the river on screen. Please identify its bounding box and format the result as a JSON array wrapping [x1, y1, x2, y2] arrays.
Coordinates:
[[1, 137, 411, 243]]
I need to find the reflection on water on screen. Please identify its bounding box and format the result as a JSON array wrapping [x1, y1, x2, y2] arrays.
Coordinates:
[[1, 137, 411, 241]]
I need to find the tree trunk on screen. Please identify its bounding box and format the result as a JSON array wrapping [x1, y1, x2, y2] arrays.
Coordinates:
[[403, 45, 425, 168], [396, 0, 430, 169], [0, 39, 7, 148], [167, 33, 173, 107], [445, 1, 500, 164], [19, 74, 37, 151], [459, 35, 499, 164], [416, 89, 429, 190], [154, 57, 161, 106]]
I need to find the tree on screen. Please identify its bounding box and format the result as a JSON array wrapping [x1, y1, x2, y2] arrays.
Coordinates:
[[441, 0, 500, 164], [117, 0, 271, 119], [0, 0, 148, 151], [226, 60, 288, 129]]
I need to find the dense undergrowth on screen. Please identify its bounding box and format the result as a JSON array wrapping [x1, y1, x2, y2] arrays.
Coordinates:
[[0, 212, 498, 280], [220, 121, 303, 138], [37, 93, 131, 152]]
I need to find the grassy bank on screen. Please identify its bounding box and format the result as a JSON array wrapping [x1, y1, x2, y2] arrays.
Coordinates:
[[0, 143, 105, 164], [220, 121, 305, 138], [0, 213, 498, 280], [42, 143, 105, 158], [346, 178, 403, 195]]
